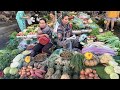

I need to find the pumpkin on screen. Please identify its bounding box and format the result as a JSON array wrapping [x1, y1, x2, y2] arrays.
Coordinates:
[[61, 73, 70, 79], [25, 56, 31, 63], [84, 52, 93, 60]]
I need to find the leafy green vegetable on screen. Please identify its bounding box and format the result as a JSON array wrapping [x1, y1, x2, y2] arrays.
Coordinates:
[[70, 53, 84, 72], [0, 53, 15, 70], [94, 65, 110, 79], [10, 31, 18, 39], [6, 38, 19, 50]]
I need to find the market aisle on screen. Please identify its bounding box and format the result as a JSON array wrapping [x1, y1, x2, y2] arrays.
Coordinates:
[[0, 22, 19, 49]]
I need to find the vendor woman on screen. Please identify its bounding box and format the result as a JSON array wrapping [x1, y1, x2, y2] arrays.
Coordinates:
[[57, 14, 83, 50], [31, 18, 53, 57]]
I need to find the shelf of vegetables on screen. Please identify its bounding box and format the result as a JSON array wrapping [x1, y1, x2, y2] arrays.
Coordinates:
[[0, 12, 120, 79]]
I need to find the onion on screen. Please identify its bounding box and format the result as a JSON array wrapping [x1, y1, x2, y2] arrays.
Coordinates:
[[26, 68, 30, 72], [93, 70, 96, 74], [85, 72, 89, 76], [85, 68, 91, 74], [27, 72, 31, 76], [80, 75, 85, 78], [94, 74, 98, 77], [80, 70, 85, 75], [89, 73, 94, 78]]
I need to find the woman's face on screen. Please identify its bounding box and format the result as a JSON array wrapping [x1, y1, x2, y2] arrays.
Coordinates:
[[50, 13, 54, 19], [39, 20, 46, 29], [62, 16, 69, 25]]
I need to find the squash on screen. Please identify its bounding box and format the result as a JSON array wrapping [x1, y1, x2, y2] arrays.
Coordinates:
[[25, 56, 31, 63], [61, 73, 70, 79], [84, 52, 93, 60]]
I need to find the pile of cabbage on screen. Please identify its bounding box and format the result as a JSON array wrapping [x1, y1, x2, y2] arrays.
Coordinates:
[[104, 59, 120, 79]]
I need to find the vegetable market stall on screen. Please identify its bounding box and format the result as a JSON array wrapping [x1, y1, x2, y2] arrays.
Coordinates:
[[0, 12, 120, 79]]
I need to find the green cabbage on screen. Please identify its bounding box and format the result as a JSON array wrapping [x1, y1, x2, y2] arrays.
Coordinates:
[[108, 60, 118, 67], [110, 73, 119, 79], [104, 66, 115, 74], [9, 68, 18, 75], [3, 67, 11, 74]]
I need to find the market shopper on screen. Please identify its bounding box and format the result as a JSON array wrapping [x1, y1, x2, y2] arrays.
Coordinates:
[[31, 18, 53, 57], [105, 11, 120, 31], [48, 11, 56, 28], [16, 11, 30, 32], [56, 14, 83, 50]]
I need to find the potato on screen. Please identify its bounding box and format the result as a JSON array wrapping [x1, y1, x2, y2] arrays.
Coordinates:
[[26, 72, 31, 76], [93, 70, 96, 74], [85, 68, 91, 74], [33, 68, 37, 70], [22, 69, 26, 72], [22, 71, 26, 75], [28, 65, 33, 69], [22, 67, 27, 70], [26, 68, 30, 72]]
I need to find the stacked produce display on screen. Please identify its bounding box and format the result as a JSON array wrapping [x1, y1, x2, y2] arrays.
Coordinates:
[[0, 12, 120, 79]]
